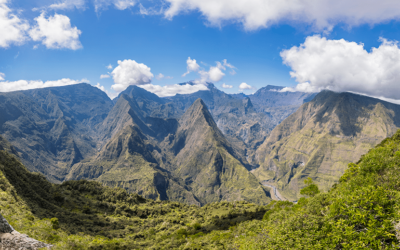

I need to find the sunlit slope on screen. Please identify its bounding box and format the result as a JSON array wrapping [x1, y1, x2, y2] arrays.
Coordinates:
[[254, 90, 400, 201], [0, 83, 113, 183], [0, 135, 268, 249], [170, 99, 271, 205], [67, 123, 199, 205]]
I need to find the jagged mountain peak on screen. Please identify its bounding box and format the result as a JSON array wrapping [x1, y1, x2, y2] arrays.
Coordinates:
[[178, 98, 216, 129]]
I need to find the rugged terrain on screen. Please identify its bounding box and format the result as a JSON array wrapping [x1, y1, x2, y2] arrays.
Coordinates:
[[2, 128, 400, 249], [254, 90, 400, 201], [0, 82, 315, 205]]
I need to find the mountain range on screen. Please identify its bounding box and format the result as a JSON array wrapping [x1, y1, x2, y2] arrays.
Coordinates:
[[2, 82, 397, 204]]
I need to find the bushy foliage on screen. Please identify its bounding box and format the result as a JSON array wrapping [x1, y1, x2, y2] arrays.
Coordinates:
[[0, 150, 267, 249], [3, 129, 400, 249], [232, 129, 400, 249]]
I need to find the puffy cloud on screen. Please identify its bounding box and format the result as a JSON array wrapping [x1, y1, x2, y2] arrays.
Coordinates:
[[280, 35, 400, 100], [29, 12, 82, 50], [111, 59, 153, 92], [0, 73, 5, 81], [164, 0, 400, 31], [106, 64, 113, 69], [184, 58, 234, 84], [100, 74, 110, 79], [48, 0, 86, 10], [221, 83, 232, 89], [156, 73, 173, 80], [239, 82, 252, 90], [0, 78, 87, 92], [94, 0, 136, 12], [139, 83, 208, 97], [197, 66, 225, 83], [0, 0, 30, 48], [182, 57, 200, 77]]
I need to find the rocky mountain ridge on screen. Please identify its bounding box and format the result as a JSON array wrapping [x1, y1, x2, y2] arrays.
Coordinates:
[[3, 83, 397, 204], [254, 90, 400, 201]]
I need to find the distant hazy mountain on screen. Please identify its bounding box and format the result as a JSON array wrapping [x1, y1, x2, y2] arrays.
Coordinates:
[[0, 83, 113, 183], [254, 90, 400, 201]]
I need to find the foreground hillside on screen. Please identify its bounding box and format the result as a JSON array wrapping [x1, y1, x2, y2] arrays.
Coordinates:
[[0, 139, 267, 249], [2, 128, 400, 248]]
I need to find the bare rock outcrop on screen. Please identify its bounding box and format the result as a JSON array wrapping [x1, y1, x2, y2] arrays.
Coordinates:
[[0, 213, 52, 250]]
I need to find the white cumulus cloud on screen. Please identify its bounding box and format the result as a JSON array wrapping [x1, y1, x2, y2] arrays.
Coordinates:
[[184, 58, 234, 84], [29, 12, 82, 50], [164, 0, 400, 31], [197, 66, 225, 83], [0, 78, 87, 92], [100, 74, 110, 79], [139, 83, 208, 97], [280, 35, 400, 100], [182, 57, 200, 77], [0, 73, 5, 81], [106, 64, 113, 69], [0, 0, 30, 48], [221, 83, 232, 89], [239, 82, 252, 90], [111, 59, 154, 93]]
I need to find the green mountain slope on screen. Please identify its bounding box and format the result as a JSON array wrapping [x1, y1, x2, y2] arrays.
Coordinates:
[[3, 127, 400, 249], [254, 90, 400, 201], [67, 98, 270, 206], [0, 135, 268, 249], [184, 129, 400, 249], [67, 124, 200, 205], [169, 99, 271, 205], [0, 83, 113, 183]]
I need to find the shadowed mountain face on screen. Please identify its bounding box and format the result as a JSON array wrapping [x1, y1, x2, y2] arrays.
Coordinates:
[[254, 90, 400, 201], [67, 97, 270, 205], [167, 99, 270, 204], [0, 83, 316, 205], [115, 84, 315, 166], [0, 83, 113, 183]]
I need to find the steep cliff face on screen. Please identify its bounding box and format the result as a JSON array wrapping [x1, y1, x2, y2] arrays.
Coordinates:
[[67, 124, 200, 205], [169, 99, 270, 205], [0, 83, 113, 183], [67, 98, 270, 206], [254, 91, 400, 201]]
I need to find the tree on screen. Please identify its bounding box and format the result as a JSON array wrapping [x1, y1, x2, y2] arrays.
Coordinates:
[[300, 177, 320, 197]]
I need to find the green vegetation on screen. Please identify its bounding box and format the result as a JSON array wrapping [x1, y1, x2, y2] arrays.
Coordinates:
[[0, 150, 267, 249], [300, 177, 320, 197], [4, 128, 400, 249], [255, 91, 400, 201]]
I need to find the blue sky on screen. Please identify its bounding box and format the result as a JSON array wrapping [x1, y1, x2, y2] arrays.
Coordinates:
[[2, 0, 400, 101]]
